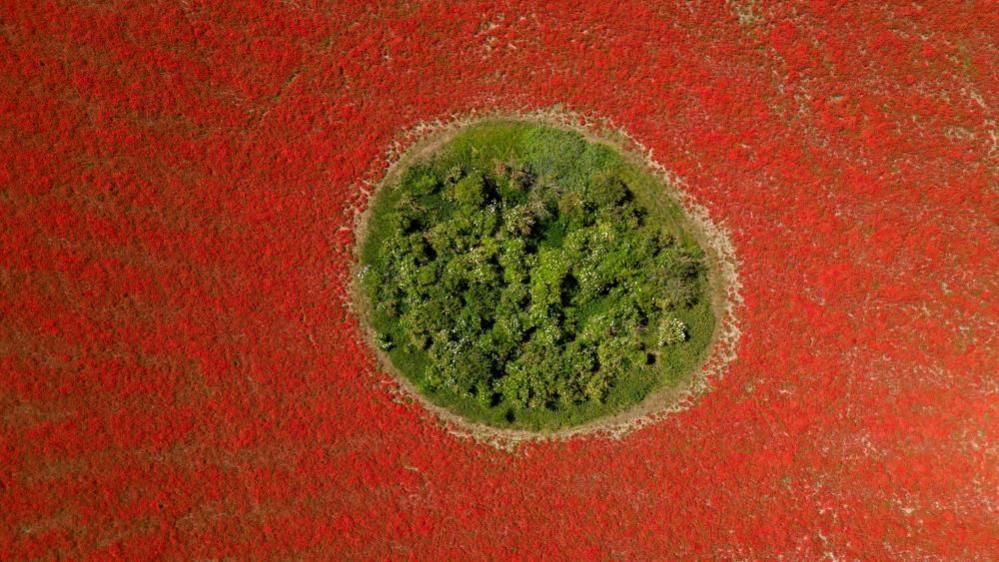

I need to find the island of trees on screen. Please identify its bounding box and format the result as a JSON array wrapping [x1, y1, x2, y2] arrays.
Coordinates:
[[359, 120, 715, 430]]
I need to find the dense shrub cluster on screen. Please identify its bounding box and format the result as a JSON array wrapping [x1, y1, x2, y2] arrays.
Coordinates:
[[361, 121, 713, 428]]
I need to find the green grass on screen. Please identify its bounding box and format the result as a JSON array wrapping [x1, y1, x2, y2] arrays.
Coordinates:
[[359, 119, 716, 431]]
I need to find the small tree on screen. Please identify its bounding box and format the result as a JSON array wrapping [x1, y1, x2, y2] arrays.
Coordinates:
[[453, 173, 486, 207], [658, 317, 687, 346]]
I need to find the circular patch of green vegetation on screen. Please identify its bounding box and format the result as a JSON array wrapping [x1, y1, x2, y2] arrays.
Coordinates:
[[358, 120, 715, 431]]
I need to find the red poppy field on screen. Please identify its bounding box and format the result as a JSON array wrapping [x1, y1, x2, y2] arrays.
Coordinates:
[[2, 1, 997, 559]]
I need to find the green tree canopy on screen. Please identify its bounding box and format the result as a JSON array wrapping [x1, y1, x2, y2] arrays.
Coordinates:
[[360, 120, 715, 430]]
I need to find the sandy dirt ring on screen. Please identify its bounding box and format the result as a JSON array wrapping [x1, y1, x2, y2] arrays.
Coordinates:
[[349, 108, 743, 450]]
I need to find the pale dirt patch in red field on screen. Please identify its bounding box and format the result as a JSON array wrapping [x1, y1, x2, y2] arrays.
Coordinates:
[[349, 109, 743, 449]]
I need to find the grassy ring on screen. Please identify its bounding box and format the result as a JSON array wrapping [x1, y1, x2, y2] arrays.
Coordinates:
[[353, 112, 740, 443]]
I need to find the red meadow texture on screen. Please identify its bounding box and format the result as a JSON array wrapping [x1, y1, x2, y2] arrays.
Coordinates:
[[1, 1, 997, 559]]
